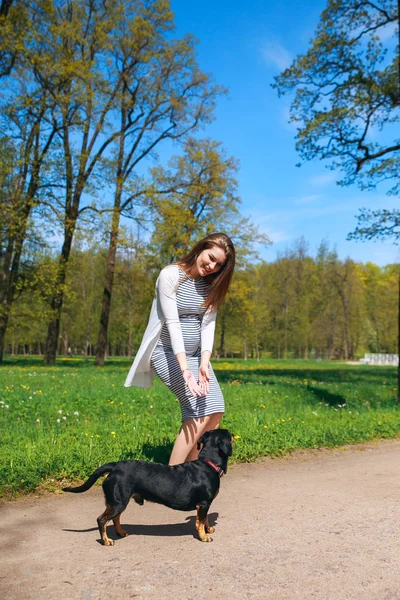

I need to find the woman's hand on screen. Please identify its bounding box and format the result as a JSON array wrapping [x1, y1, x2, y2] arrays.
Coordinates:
[[198, 363, 210, 396], [182, 369, 203, 397]]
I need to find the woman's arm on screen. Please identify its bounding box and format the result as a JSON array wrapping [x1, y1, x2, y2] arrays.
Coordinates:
[[157, 268, 202, 396], [157, 268, 185, 356], [198, 308, 217, 394]]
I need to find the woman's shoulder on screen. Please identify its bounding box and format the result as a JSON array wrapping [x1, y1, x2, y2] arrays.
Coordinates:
[[158, 264, 180, 284], [161, 264, 180, 275]]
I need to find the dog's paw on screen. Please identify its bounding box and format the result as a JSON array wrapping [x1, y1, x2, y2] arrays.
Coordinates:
[[200, 535, 213, 542], [205, 525, 215, 534], [117, 528, 128, 538], [102, 538, 115, 546]]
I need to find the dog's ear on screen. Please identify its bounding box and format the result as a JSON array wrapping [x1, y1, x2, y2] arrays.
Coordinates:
[[197, 432, 208, 450], [218, 434, 233, 457]]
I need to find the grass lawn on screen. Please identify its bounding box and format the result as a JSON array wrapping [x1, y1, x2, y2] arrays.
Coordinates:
[[0, 356, 398, 497]]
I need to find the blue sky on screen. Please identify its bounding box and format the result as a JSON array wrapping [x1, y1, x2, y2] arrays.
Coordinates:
[[169, 0, 399, 266]]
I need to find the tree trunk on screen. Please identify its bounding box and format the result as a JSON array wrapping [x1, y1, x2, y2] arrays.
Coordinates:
[[128, 328, 133, 359], [0, 110, 55, 363], [218, 312, 226, 357], [284, 304, 288, 359], [0, 201, 32, 363], [398, 267, 400, 402], [0, 159, 38, 363], [44, 214, 77, 365], [95, 98, 126, 366], [95, 210, 121, 365]]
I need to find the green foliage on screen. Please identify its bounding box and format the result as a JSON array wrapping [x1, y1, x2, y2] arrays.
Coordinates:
[[0, 0, 228, 365], [274, 0, 399, 239], [146, 137, 270, 268], [0, 357, 398, 496], [348, 208, 400, 242], [275, 0, 399, 185], [3, 239, 398, 359]]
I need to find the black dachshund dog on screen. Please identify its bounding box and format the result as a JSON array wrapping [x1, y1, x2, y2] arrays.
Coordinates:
[[63, 428, 233, 545]]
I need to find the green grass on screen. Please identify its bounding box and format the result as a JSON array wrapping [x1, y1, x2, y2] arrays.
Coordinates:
[[0, 356, 398, 497]]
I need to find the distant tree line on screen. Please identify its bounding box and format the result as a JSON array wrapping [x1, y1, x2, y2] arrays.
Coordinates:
[[4, 236, 397, 361]]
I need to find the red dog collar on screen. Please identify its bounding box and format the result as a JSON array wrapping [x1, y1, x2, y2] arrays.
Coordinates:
[[200, 459, 224, 478]]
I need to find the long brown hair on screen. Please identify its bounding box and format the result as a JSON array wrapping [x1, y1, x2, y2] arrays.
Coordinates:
[[177, 232, 235, 310]]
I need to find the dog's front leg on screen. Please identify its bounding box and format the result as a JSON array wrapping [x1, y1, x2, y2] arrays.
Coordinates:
[[205, 514, 215, 534], [196, 503, 213, 542]]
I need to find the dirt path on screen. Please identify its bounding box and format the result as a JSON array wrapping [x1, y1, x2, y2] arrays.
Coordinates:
[[1, 439, 400, 600]]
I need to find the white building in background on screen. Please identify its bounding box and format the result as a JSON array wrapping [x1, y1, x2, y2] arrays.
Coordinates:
[[360, 354, 399, 366]]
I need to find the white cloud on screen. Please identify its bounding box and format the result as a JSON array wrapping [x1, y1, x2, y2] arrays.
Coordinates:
[[294, 194, 321, 206], [280, 105, 298, 132], [376, 21, 397, 42], [370, 245, 399, 265], [244, 208, 291, 245], [309, 172, 337, 187], [262, 41, 292, 71]]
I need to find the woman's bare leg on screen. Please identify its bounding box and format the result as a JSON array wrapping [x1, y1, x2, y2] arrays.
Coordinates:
[[185, 412, 223, 462], [168, 412, 224, 465]]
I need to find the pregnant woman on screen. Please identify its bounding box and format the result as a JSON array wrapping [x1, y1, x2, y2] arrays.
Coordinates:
[[124, 232, 235, 465]]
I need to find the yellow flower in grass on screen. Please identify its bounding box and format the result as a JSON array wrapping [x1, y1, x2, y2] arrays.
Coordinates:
[[234, 435, 241, 440]]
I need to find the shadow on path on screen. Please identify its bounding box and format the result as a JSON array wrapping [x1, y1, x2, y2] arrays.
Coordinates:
[[63, 512, 219, 543]]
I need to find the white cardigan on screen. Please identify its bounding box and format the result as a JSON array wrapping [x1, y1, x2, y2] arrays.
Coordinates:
[[124, 265, 217, 388]]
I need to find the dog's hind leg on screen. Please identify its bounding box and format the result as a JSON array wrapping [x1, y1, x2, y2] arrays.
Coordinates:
[[97, 505, 124, 546], [113, 513, 128, 538], [196, 503, 213, 542]]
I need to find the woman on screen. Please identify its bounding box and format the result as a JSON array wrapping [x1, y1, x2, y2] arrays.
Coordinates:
[[124, 232, 235, 465]]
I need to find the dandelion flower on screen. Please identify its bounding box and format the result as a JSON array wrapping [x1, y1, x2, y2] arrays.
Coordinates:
[[57, 418, 61, 423], [58, 409, 62, 414], [74, 411, 79, 416]]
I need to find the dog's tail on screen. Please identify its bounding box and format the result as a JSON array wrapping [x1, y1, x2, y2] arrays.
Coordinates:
[[62, 462, 117, 494]]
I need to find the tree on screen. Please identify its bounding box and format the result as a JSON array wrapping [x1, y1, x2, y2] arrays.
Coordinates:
[[0, 0, 25, 77], [274, 0, 400, 392], [146, 137, 270, 268], [146, 137, 241, 265], [274, 0, 398, 191], [94, 6, 223, 364], [24, 0, 223, 366], [0, 80, 58, 363]]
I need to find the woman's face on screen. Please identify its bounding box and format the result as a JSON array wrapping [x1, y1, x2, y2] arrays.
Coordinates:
[[195, 245, 227, 277]]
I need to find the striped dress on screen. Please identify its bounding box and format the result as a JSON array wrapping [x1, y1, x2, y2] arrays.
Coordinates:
[[150, 268, 225, 421]]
